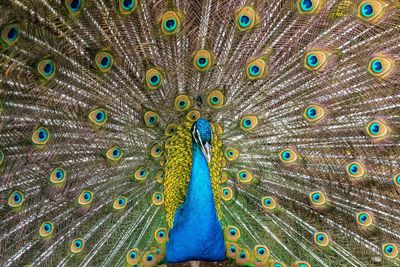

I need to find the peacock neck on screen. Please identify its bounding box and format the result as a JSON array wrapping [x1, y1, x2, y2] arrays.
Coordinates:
[[165, 143, 226, 263]]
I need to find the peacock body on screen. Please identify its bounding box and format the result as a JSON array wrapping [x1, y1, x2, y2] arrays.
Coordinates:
[[0, 0, 400, 266]]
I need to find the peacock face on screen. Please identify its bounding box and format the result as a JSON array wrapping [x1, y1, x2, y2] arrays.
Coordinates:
[[191, 118, 213, 163]]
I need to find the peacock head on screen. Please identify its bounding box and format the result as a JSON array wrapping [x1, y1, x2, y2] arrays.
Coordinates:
[[191, 118, 213, 163]]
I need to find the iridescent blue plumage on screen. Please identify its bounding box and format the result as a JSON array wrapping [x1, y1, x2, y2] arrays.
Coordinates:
[[166, 119, 226, 263]]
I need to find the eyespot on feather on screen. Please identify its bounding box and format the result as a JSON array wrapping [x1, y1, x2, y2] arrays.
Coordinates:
[[297, 0, 323, 14], [368, 56, 393, 78], [117, 0, 139, 15], [145, 68, 163, 90], [39, 221, 54, 238], [50, 167, 67, 187], [174, 95, 191, 111], [207, 90, 224, 108], [234, 6, 259, 31], [309, 191, 327, 208], [225, 147, 239, 161], [193, 49, 214, 72], [8, 191, 24, 208], [346, 161, 367, 179], [1, 23, 20, 48], [154, 227, 168, 243], [261, 196, 278, 211], [144, 111, 160, 127], [358, 1, 385, 23], [313, 232, 330, 247], [70, 238, 85, 253], [31, 127, 50, 145], [186, 110, 201, 122], [224, 225, 240, 242], [304, 50, 328, 71], [304, 104, 325, 123], [88, 108, 108, 128], [113, 196, 127, 210], [382, 243, 399, 259], [152, 192, 164, 205], [65, 0, 84, 15], [221, 187, 233, 201], [237, 169, 253, 183], [245, 58, 268, 80], [161, 11, 182, 35], [78, 190, 93, 206], [279, 148, 298, 163], [36, 59, 56, 80], [133, 166, 148, 181], [356, 211, 374, 228], [126, 248, 140, 265], [95, 51, 113, 72], [106, 145, 123, 163], [240, 115, 258, 132]]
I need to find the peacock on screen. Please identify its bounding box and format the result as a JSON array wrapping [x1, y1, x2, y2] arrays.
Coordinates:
[[0, 0, 400, 266]]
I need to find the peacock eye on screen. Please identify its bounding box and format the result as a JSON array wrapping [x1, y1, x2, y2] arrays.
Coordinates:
[[150, 143, 163, 158], [145, 68, 163, 90], [358, 1, 384, 23], [36, 59, 56, 80], [225, 147, 239, 161], [368, 56, 393, 78], [117, 0, 138, 15], [366, 120, 388, 139], [70, 238, 85, 253], [8, 191, 24, 208], [161, 11, 182, 35], [304, 104, 325, 122], [32, 127, 50, 145], [1, 24, 20, 47], [240, 115, 258, 131], [154, 228, 168, 243], [382, 243, 399, 259], [346, 161, 366, 178], [174, 95, 191, 111], [279, 148, 298, 163], [152, 192, 164, 205], [144, 111, 160, 127], [261, 196, 277, 211], [314, 232, 330, 247], [356, 211, 374, 227], [304, 50, 328, 71], [165, 123, 177, 136], [106, 145, 123, 162], [126, 248, 140, 265], [65, 0, 83, 14], [193, 50, 214, 72], [95, 51, 113, 72], [113, 196, 127, 210], [186, 110, 201, 122], [221, 187, 233, 201], [245, 58, 267, 80], [234, 6, 259, 31], [39, 221, 54, 237], [225, 226, 240, 241], [134, 166, 148, 181], [254, 245, 269, 260], [297, 0, 321, 14], [50, 167, 67, 186], [78, 190, 93, 206], [207, 90, 224, 108], [237, 169, 253, 183], [89, 108, 108, 128], [309, 191, 326, 207]]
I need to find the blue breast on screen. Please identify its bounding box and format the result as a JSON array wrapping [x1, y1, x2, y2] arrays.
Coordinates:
[[165, 145, 226, 263]]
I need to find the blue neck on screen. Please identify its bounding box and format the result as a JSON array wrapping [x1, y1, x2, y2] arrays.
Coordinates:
[[165, 144, 226, 263]]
